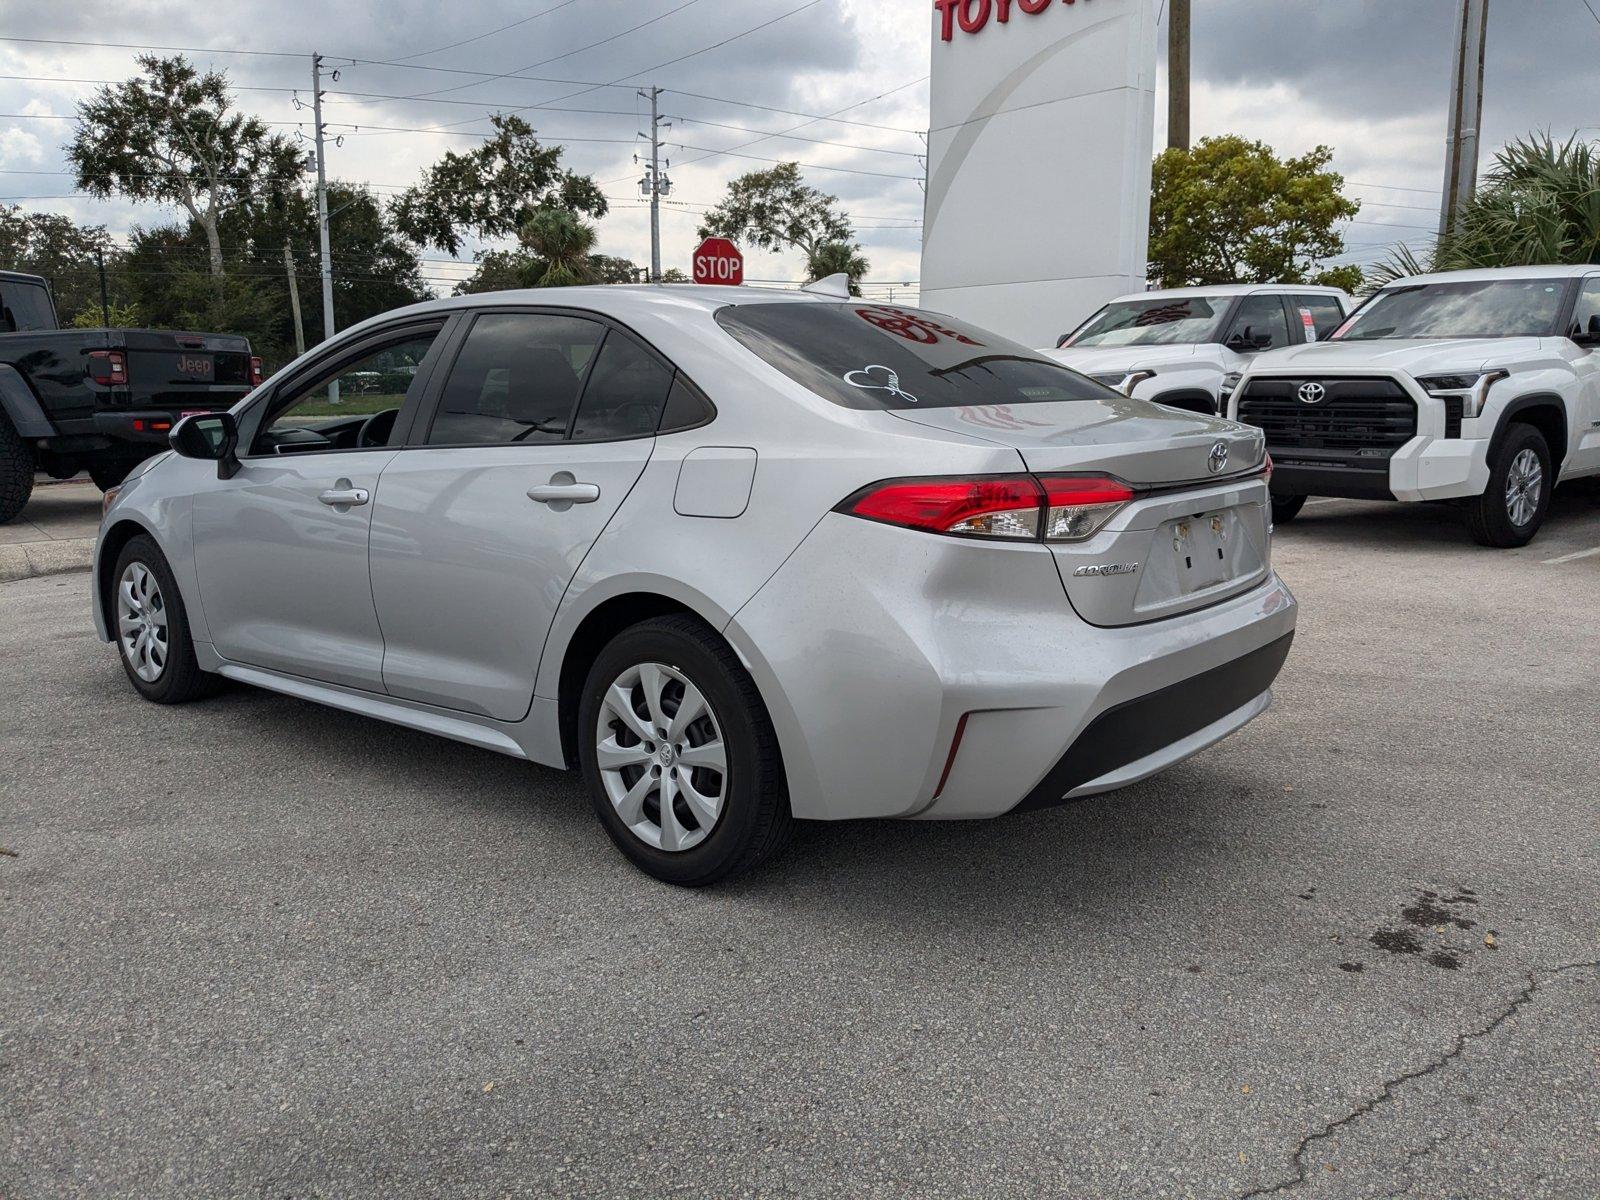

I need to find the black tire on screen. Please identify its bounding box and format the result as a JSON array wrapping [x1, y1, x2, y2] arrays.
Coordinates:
[[577, 614, 792, 886], [1270, 493, 1307, 524], [0, 414, 35, 525], [111, 534, 222, 704], [1466, 424, 1552, 548], [89, 457, 139, 492]]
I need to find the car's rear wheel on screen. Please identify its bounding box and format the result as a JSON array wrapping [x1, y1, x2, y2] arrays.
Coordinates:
[[1270, 493, 1307, 524], [0, 414, 35, 525], [577, 615, 791, 886], [113, 534, 221, 703], [1467, 424, 1551, 548]]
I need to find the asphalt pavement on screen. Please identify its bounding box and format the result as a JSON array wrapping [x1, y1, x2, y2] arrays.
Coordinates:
[[2, 483, 1597, 1198]]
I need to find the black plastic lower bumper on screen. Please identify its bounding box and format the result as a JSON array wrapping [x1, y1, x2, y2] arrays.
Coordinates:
[[1270, 462, 1396, 500], [1012, 632, 1295, 812]]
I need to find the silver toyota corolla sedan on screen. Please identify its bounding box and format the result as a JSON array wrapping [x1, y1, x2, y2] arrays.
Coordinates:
[[93, 285, 1297, 884]]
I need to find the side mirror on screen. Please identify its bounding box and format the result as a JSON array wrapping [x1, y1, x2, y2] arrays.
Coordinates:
[[1225, 326, 1256, 352], [1574, 313, 1600, 347], [169, 411, 241, 479]]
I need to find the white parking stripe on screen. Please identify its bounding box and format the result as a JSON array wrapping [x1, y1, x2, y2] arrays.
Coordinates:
[[1302, 498, 1340, 507], [1541, 545, 1600, 565]]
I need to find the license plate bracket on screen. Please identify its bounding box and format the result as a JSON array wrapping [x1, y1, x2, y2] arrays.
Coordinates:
[[1169, 511, 1233, 593]]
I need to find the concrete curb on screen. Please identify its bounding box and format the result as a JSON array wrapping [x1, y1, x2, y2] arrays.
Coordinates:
[[0, 538, 95, 583]]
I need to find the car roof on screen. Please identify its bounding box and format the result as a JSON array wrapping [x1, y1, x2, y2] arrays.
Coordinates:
[[1103, 283, 1350, 304], [1375, 264, 1600, 288], [368, 283, 838, 324], [0, 269, 49, 286]]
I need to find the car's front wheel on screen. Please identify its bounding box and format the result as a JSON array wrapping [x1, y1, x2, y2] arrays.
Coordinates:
[[577, 615, 791, 886], [112, 534, 221, 703], [1467, 424, 1551, 548]]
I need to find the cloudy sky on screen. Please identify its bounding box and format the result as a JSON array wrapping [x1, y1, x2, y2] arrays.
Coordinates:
[[3, 0, 1599, 301]]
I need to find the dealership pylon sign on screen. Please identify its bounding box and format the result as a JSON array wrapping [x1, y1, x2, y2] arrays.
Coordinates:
[[693, 238, 745, 286], [920, 0, 1156, 346]]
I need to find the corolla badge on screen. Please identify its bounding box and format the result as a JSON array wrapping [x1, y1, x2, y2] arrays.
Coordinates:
[[1208, 440, 1229, 474], [1073, 562, 1140, 577], [1297, 381, 1327, 404], [844, 364, 919, 405]]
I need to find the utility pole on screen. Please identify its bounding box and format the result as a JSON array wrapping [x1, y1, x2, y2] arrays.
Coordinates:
[[640, 86, 668, 282], [283, 241, 306, 358], [1439, 0, 1489, 237], [94, 245, 110, 326], [310, 54, 337, 348], [1167, 0, 1190, 151]]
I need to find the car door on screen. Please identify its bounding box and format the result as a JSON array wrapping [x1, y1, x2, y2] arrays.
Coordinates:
[[367, 310, 677, 721], [190, 320, 450, 691], [1565, 275, 1600, 472]]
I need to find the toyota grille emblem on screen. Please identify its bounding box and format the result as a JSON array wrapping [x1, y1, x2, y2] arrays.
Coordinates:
[[1208, 441, 1229, 474], [1297, 381, 1327, 404]]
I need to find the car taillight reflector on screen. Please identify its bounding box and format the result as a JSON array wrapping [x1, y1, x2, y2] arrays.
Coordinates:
[[249, 356, 264, 386], [87, 349, 127, 385], [1038, 476, 1134, 541], [838, 473, 1135, 542], [841, 475, 1044, 539]]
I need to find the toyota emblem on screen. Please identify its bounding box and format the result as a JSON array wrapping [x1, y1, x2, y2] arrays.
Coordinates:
[[1297, 381, 1327, 404], [1208, 441, 1229, 474]]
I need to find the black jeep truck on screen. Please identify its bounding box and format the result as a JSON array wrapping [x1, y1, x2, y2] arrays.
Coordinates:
[[0, 269, 260, 522]]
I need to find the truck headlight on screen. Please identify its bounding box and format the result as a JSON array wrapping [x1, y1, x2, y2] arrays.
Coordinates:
[[1219, 370, 1243, 400], [1415, 370, 1509, 418]]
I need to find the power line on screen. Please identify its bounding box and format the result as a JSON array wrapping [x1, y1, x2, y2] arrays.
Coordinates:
[[371, 0, 590, 65]]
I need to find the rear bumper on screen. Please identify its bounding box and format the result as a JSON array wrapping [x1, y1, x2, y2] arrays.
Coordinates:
[[727, 512, 1298, 822], [92, 410, 214, 445]]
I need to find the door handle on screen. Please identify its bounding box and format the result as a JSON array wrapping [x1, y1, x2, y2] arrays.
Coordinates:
[[318, 486, 370, 507], [527, 469, 601, 512]]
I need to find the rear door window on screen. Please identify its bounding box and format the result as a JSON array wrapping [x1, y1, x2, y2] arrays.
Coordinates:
[[0, 280, 57, 332], [1293, 295, 1345, 342], [716, 302, 1116, 410], [427, 313, 605, 446], [569, 331, 676, 441], [1222, 295, 1292, 352]]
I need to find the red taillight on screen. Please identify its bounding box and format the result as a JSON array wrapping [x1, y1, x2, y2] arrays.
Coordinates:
[[1263, 452, 1273, 484], [842, 475, 1044, 539], [87, 349, 127, 386], [249, 356, 264, 386], [838, 473, 1132, 542]]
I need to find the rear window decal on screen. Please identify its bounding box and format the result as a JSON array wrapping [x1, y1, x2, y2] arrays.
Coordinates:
[[844, 364, 919, 405]]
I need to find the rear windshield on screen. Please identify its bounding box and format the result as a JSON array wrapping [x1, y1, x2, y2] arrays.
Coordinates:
[[1334, 279, 1567, 340], [716, 302, 1115, 410], [0, 280, 57, 332], [1065, 296, 1224, 348]]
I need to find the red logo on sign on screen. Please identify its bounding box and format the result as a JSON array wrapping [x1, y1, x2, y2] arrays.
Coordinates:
[[693, 237, 745, 286], [934, 0, 1086, 42]]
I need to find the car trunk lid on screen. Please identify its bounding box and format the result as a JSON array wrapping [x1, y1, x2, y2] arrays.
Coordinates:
[[888, 399, 1273, 625]]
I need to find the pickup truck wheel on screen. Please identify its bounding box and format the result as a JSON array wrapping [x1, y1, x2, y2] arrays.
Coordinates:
[[0, 415, 35, 524], [1467, 424, 1551, 548], [112, 534, 222, 703], [1270, 493, 1307, 524]]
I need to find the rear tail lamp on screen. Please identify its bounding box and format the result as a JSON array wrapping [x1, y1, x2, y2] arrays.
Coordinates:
[[87, 349, 127, 386], [837, 474, 1132, 543], [249, 356, 264, 386]]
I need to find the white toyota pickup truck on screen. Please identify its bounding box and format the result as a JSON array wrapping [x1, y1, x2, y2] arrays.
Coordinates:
[[1227, 266, 1600, 547], [1045, 284, 1354, 415]]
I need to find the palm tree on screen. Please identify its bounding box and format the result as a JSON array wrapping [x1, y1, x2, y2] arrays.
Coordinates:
[[519, 207, 599, 287], [806, 241, 870, 296], [1364, 134, 1600, 293]]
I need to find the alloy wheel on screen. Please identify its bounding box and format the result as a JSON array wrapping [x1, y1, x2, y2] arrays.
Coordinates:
[[595, 661, 728, 852], [117, 561, 168, 683], [1504, 447, 1543, 527]]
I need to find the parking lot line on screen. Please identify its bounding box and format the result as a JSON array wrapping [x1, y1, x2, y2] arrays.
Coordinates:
[[1541, 544, 1600, 565]]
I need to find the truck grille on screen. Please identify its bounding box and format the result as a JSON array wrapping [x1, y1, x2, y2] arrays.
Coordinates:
[[1236, 377, 1417, 470]]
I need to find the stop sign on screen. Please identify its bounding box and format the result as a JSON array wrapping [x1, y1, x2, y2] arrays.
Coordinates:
[[692, 237, 744, 286]]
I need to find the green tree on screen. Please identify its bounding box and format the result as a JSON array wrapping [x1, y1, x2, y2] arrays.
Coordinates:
[[0, 206, 129, 324], [1368, 135, 1600, 292], [698, 162, 855, 258], [391, 115, 608, 255], [519, 207, 598, 288], [1149, 135, 1362, 293], [590, 254, 644, 284], [806, 241, 870, 296], [67, 55, 306, 279], [454, 248, 542, 295]]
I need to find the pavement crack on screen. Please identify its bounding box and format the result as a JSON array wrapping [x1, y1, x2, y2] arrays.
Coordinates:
[[1236, 959, 1600, 1199]]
